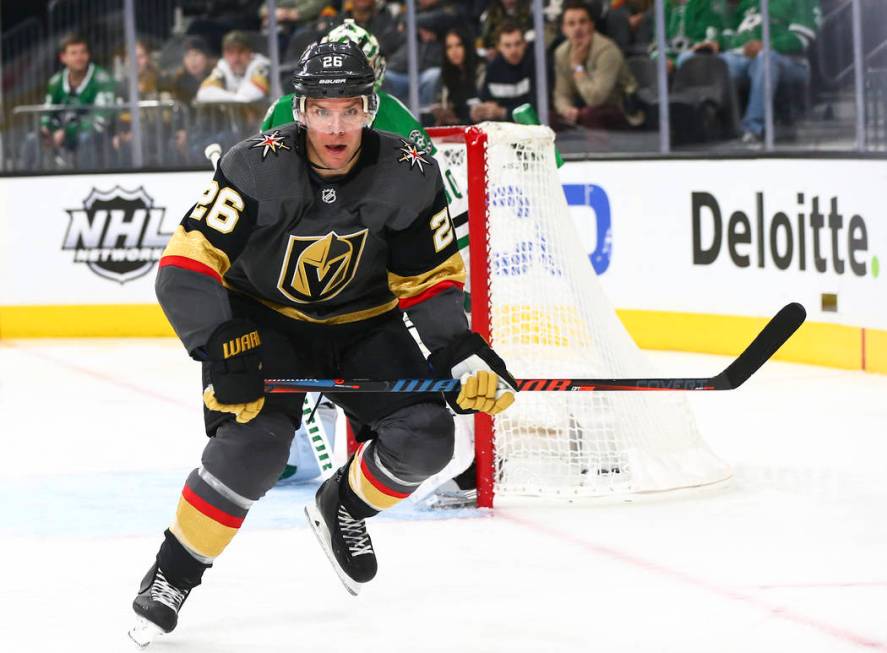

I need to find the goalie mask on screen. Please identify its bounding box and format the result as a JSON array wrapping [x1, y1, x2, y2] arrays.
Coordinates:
[[291, 41, 378, 131]]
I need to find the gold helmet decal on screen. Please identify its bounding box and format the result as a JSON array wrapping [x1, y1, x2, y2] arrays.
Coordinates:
[[277, 229, 368, 303]]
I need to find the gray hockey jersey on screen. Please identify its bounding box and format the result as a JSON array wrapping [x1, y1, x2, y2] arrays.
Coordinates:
[[156, 124, 467, 355]]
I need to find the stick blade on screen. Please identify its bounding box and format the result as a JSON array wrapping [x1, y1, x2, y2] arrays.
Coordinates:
[[717, 302, 806, 389]]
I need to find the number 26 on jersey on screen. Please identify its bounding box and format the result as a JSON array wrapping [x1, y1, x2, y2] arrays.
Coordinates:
[[189, 181, 244, 234]]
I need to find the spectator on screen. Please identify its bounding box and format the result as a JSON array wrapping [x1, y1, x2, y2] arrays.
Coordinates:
[[185, 0, 263, 55], [383, 27, 443, 109], [113, 38, 162, 162], [196, 31, 271, 155], [472, 20, 535, 122], [603, 0, 654, 55], [717, 0, 818, 143], [381, 0, 468, 108], [481, 0, 533, 56], [414, 0, 464, 35], [20, 33, 115, 170], [339, 0, 402, 58], [651, 0, 726, 71], [436, 28, 484, 125], [197, 30, 271, 103], [260, 0, 327, 54], [553, 0, 641, 129], [161, 36, 215, 163], [163, 36, 215, 105]]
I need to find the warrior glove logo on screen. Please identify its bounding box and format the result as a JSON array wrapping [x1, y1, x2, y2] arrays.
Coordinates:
[[223, 331, 261, 359], [277, 230, 368, 303], [62, 186, 172, 283]]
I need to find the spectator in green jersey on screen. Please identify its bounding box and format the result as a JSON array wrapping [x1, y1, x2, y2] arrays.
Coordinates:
[[20, 33, 115, 170], [717, 0, 819, 143]]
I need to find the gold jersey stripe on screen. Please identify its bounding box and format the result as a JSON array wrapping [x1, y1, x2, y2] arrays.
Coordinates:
[[162, 226, 232, 278], [240, 293, 400, 325], [170, 495, 239, 559], [387, 252, 466, 300]]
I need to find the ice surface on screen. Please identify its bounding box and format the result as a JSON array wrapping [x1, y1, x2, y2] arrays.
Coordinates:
[[1, 340, 885, 652]]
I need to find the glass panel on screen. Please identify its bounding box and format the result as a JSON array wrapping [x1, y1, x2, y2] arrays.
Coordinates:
[[6, 0, 125, 171], [549, 0, 661, 154], [862, 0, 887, 151], [151, 1, 270, 168], [768, 0, 855, 151], [2, 1, 881, 167]]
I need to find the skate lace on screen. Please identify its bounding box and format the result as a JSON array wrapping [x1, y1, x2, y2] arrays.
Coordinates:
[[150, 568, 188, 612], [337, 506, 374, 556]]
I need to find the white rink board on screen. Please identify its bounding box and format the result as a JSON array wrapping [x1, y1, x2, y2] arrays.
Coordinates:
[[558, 158, 887, 329], [1, 159, 885, 331], [0, 171, 206, 304]]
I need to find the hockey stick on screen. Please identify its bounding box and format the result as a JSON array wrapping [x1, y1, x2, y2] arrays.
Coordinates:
[[204, 143, 222, 170], [265, 303, 806, 394]]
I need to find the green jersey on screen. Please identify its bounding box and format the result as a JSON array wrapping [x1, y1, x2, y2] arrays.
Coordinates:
[[722, 0, 819, 55], [660, 0, 728, 60], [41, 63, 116, 138]]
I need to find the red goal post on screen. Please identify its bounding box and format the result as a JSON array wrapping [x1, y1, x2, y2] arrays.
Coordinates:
[[428, 126, 497, 507]]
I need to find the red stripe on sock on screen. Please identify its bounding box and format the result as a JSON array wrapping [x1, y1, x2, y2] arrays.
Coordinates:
[[160, 256, 222, 284], [359, 453, 410, 499], [181, 484, 245, 528]]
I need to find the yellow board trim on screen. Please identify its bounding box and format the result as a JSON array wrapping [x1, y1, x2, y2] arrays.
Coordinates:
[[1, 303, 885, 374], [0, 304, 175, 338], [616, 309, 871, 372]]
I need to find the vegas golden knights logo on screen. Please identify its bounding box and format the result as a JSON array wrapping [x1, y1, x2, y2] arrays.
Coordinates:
[[277, 230, 368, 303]]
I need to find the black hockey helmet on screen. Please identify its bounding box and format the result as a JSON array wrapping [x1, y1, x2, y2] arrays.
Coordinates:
[[291, 41, 379, 127]]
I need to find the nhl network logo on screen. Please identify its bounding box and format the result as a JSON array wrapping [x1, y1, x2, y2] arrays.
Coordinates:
[[62, 186, 172, 283]]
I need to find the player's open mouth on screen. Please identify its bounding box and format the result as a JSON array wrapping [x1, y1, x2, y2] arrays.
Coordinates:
[[326, 144, 347, 154]]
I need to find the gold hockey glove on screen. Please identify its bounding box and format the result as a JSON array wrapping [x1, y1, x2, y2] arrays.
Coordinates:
[[203, 387, 265, 424], [200, 319, 265, 424], [456, 368, 514, 415], [428, 333, 517, 416]]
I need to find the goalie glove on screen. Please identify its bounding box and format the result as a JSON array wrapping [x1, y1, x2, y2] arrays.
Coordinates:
[[200, 319, 265, 424], [428, 332, 517, 416]]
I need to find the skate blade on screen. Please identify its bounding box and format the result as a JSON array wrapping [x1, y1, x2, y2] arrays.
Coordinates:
[[128, 617, 164, 649], [304, 504, 363, 597]]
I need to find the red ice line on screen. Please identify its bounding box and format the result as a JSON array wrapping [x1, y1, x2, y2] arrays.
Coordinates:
[[1, 341, 191, 409], [501, 511, 887, 651]]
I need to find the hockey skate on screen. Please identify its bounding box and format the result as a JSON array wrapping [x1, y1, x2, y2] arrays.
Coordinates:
[[420, 479, 478, 510], [305, 468, 377, 596], [128, 563, 191, 649]]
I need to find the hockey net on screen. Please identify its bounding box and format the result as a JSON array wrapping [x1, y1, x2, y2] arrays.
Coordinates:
[[428, 123, 731, 507]]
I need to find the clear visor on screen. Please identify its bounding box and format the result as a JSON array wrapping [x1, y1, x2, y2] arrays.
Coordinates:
[[299, 99, 373, 133]]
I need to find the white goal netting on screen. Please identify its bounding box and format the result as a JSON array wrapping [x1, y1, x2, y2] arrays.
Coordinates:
[[434, 123, 731, 500]]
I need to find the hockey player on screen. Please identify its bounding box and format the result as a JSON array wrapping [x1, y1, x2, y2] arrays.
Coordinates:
[[262, 19, 475, 495], [129, 41, 516, 647]]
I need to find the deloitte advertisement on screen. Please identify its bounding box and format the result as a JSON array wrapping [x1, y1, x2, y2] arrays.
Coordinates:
[[558, 159, 887, 330]]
